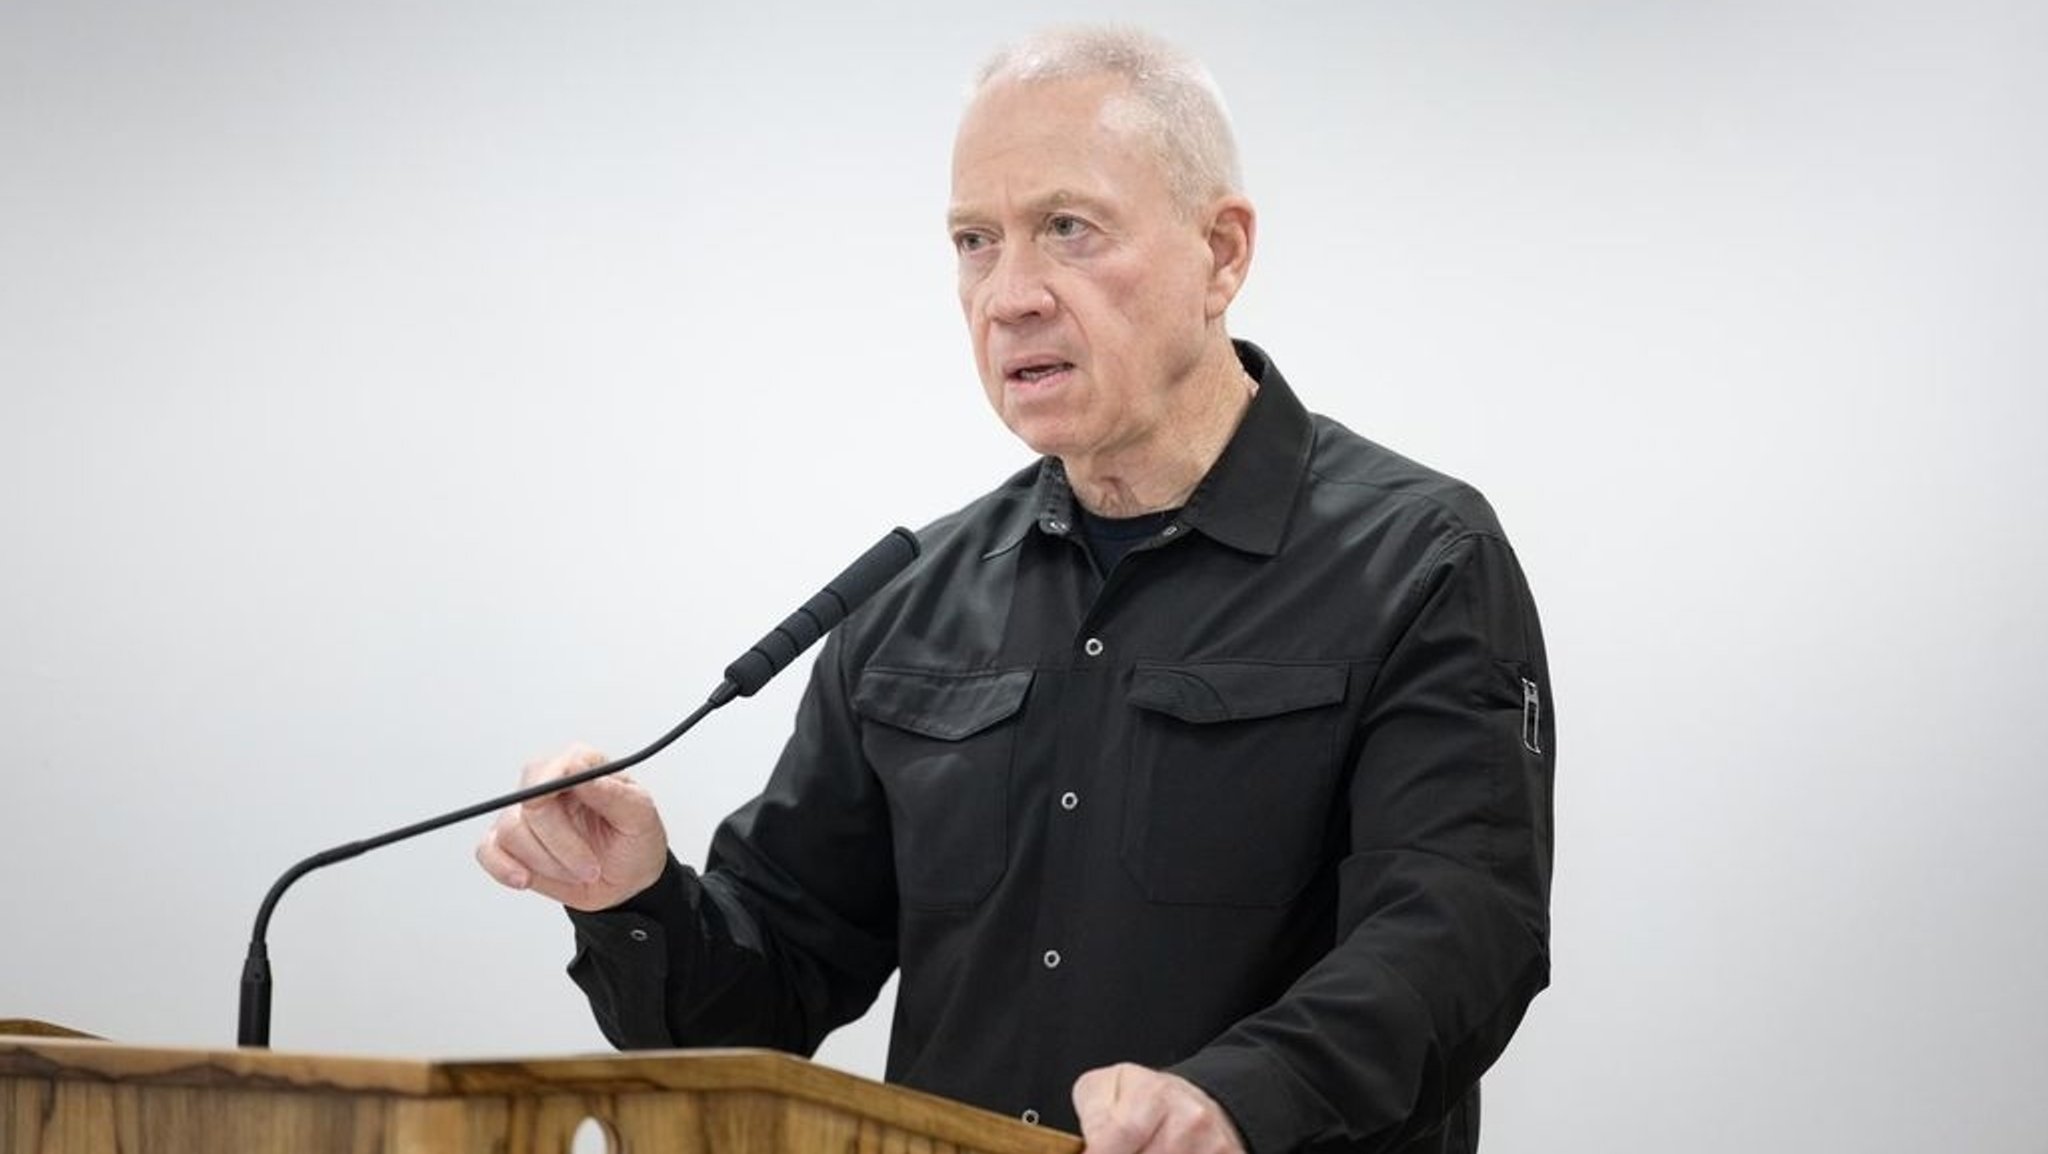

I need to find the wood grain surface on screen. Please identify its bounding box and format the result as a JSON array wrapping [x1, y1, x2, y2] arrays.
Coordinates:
[[0, 1036, 1084, 1154], [0, 1021, 99, 1041]]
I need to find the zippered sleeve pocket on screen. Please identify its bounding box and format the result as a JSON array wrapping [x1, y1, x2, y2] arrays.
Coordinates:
[[1521, 676, 1543, 755]]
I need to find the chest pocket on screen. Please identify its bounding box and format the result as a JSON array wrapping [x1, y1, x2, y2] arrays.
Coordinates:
[[1122, 660, 1351, 907], [853, 667, 1033, 910]]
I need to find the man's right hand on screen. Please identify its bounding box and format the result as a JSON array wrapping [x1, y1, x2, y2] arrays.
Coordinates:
[[475, 744, 670, 911]]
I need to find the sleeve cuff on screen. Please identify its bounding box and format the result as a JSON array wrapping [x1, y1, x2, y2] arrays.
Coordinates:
[[1170, 1045, 1307, 1154], [563, 853, 696, 1049]]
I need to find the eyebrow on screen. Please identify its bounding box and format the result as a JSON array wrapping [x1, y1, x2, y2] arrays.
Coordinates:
[[947, 189, 1117, 231]]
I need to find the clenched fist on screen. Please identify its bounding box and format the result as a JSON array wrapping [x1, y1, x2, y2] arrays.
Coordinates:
[[1072, 1063, 1247, 1154]]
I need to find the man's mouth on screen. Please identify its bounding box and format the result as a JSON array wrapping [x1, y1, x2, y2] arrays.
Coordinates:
[[1008, 360, 1075, 385]]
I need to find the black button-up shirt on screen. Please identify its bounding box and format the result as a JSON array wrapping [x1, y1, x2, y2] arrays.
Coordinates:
[[567, 341, 1554, 1154]]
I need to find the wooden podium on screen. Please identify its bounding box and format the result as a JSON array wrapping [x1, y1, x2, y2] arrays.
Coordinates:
[[0, 1022, 1082, 1153]]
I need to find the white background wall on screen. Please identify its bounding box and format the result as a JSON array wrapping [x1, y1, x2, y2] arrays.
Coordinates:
[[3, 2, 2043, 1150]]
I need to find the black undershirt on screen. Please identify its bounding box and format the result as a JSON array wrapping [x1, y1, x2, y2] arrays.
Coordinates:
[[1073, 505, 1180, 574]]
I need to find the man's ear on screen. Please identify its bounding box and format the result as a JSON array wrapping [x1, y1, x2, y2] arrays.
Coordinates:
[[1203, 195, 1257, 319]]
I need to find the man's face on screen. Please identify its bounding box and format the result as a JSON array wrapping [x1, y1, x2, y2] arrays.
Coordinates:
[[949, 74, 1223, 465]]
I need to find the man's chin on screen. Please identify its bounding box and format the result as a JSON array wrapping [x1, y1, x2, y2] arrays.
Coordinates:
[[999, 414, 1083, 462]]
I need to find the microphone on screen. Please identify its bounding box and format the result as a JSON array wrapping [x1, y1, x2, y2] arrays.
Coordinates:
[[717, 525, 921, 700], [237, 526, 921, 1048]]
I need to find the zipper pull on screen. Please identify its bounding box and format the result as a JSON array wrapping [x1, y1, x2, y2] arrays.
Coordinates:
[[1521, 677, 1543, 755]]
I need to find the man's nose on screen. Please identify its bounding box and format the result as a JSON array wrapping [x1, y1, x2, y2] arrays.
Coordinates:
[[984, 244, 1056, 324]]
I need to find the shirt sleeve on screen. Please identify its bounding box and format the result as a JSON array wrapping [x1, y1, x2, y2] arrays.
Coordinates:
[[564, 628, 900, 1056], [1171, 530, 1555, 1154]]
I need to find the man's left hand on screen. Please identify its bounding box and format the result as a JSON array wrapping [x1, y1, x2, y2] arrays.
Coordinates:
[[1071, 1063, 1247, 1154]]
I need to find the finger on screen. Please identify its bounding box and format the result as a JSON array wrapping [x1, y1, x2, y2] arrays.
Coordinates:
[[1073, 1064, 1164, 1154], [1072, 1065, 1118, 1126], [495, 806, 593, 886], [518, 747, 612, 882], [521, 796, 603, 882], [474, 825, 531, 890], [487, 816, 610, 906], [563, 773, 663, 840]]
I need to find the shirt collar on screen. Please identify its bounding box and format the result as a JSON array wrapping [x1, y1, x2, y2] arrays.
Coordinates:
[[1175, 339, 1311, 557], [992, 339, 1312, 559]]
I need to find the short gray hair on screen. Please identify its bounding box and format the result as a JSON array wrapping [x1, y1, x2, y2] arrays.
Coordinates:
[[974, 26, 1243, 213]]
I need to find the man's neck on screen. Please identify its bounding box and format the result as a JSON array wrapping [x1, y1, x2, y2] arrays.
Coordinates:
[[1062, 341, 1259, 518]]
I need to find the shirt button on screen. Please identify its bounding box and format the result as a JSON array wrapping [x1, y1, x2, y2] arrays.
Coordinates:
[[1021, 1109, 1040, 1125], [1043, 949, 1062, 969], [628, 928, 650, 943], [1060, 791, 1079, 811], [1083, 637, 1105, 657]]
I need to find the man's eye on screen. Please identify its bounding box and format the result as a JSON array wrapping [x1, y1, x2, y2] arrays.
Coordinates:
[[1047, 215, 1089, 239], [954, 231, 992, 255]]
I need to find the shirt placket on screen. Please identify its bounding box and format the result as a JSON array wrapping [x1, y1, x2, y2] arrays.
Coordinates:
[[1012, 512, 1194, 1125]]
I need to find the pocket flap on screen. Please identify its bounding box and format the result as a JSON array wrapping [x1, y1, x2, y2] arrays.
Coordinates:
[[1128, 661, 1348, 724], [853, 668, 1034, 741]]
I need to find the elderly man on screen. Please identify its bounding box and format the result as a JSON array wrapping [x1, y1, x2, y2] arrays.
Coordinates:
[[478, 27, 1553, 1154]]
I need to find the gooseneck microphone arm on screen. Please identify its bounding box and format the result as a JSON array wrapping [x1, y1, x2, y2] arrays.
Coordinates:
[[238, 526, 921, 1049], [235, 697, 724, 1049]]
